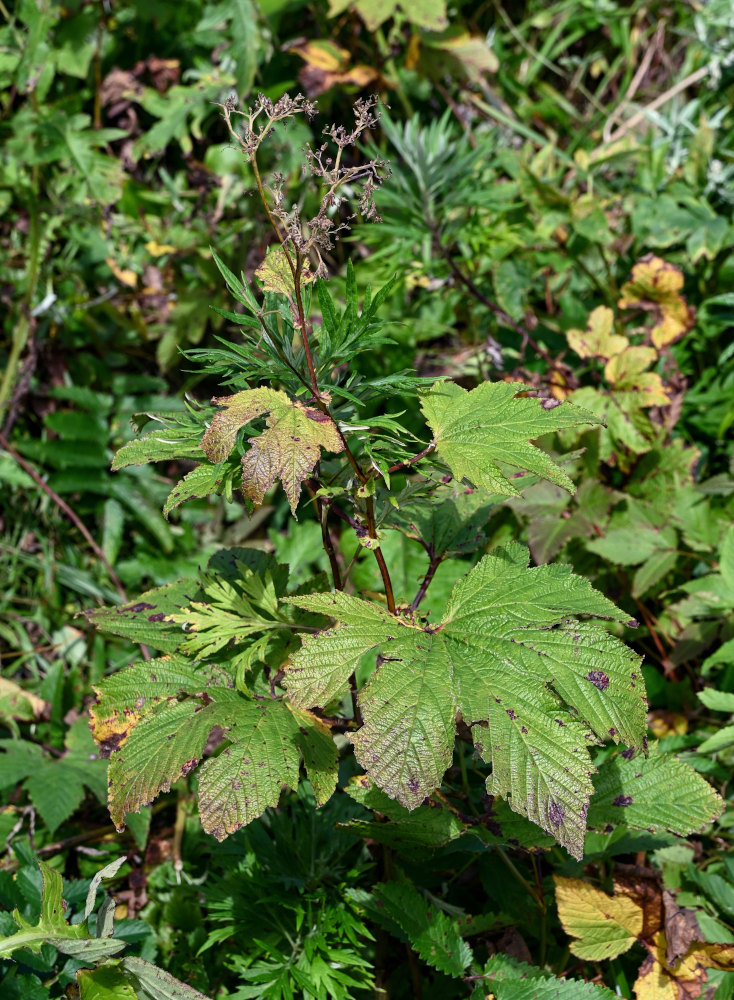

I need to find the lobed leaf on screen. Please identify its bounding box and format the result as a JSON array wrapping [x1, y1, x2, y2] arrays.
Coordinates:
[[286, 542, 646, 858], [420, 380, 600, 497]]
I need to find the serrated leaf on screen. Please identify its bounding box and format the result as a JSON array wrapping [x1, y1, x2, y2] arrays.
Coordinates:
[[162, 462, 227, 517], [554, 876, 642, 960], [93, 660, 337, 839], [587, 745, 723, 836], [200, 387, 343, 514], [285, 542, 646, 858], [86, 579, 200, 653], [479, 954, 617, 1000], [122, 956, 210, 999], [0, 719, 108, 835], [420, 381, 599, 497], [106, 687, 242, 829], [197, 699, 337, 840], [372, 877, 472, 976]]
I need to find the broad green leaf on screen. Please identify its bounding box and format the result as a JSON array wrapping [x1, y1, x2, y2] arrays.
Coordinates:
[[587, 745, 723, 835], [106, 687, 243, 829], [78, 964, 137, 1000], [0, 719, 107, 835], [86, 579, 199, 653], [286, 542, 646, 858], [197, 700, 337, 840], [92, 659, 337, 839], [201, 387, 343, 514], [122, 956, 210, 999], [372, 877, 472, 977], [477, 954, 617, 1000], [420, 381, 599, 497], [698, 688, 734, 713], [554, 876, 642, 960], [162, 462, 227, 518]]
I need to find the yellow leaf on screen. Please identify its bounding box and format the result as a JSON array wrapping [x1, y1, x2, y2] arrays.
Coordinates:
[[604, 347, 670, 406], [255, 246, 314, 298], [618, 255, 695, 350], [0, 678, 48, 721], [567, 306, 628, 360], [145, 241, 177, 257], [634, 933, 734, 1000], [291, 39, 349, 72], [105, 258, 138, 288], [554, 876, 643, 960]]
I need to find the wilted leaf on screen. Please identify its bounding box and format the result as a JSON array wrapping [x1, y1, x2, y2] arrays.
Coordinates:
[[200, 387, 343, 514], [288, 39, 379, 96], [255, 245, 314, 297], [0, 678, 47, 722], [618, 255, 695, 350]]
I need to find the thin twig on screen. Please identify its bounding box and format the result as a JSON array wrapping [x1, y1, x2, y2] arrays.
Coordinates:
[[411, 549, 441, 612]]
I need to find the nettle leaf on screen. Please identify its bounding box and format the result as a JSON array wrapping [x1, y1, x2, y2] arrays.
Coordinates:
[[420, 381, 600, 497], [587, 744, 723, 836], [476, 954, 617, 1000], [90, 657, 337, 840], [285, 541, 646, 858], [201, 387, 343, 514]]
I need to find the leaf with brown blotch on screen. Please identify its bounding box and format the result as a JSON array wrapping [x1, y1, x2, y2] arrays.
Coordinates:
[[618, 255, 695, 350], [634, 932, 734, 1000], [200, 387, 343, 515]]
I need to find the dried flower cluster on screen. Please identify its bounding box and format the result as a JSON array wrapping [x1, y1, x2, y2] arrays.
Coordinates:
[[218, 93, 388, 279]]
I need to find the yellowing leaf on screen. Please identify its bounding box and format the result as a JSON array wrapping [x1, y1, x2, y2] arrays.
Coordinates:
[[567, 306, 628, 360], [289, 39, 380, 95], [201, 387, 343, 514], [0, 678, 47, 722], [105, 258, 138, 287], [255, 245, 314, 297], [634, 932, 734, 1000], [603, 347, 671, 406], [554, 876, 643, 960], [145, 240, 176, 256], [618, 255, 695, 350], [327, 0, 448, 32]]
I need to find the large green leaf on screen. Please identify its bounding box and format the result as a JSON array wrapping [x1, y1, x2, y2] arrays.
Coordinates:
[[285, 541, 645, 858], [587, 744, 723, 836], [92, 658, 337, 839], [420, 381, 600, 497]]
